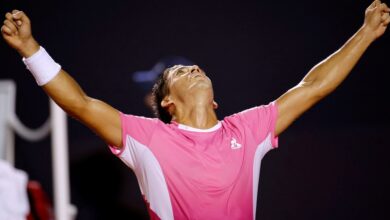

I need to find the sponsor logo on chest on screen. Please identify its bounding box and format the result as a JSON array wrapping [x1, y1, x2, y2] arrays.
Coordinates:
[[230, 138, 242, 150]]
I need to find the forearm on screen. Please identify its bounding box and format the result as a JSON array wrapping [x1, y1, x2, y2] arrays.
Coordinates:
[[302, 26, 375, 96], [2, 10, 122, 146], [28, 47, 121, 146], [274, 1, 389, 136], [28, 48, 121, 146], [18, 40, 91, 118], [275, 27, 375, 136], [42, 70, 91, 119]]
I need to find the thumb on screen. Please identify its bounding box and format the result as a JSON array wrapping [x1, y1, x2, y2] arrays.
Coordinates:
[[12, 10, 30, 24], [369, 0, 381, 9]]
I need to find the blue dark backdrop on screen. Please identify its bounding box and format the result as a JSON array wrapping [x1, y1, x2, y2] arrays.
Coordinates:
[[1, 0, 389, 219]]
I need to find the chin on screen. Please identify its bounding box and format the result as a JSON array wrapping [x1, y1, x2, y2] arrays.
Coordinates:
[[190, 81, 213, 91]]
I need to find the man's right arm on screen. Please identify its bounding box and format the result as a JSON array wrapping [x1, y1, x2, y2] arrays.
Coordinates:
[[43, 70, 122, 147], [2, 10, 122, 147]]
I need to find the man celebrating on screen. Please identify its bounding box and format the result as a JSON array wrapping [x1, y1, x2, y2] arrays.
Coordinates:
[[2, 0, 389, 219]]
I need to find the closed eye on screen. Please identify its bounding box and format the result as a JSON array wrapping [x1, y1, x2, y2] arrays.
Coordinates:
[[175, 67, 188, 76]]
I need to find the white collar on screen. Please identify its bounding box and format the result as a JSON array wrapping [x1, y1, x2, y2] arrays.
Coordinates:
[[177, 121, 221, 132]]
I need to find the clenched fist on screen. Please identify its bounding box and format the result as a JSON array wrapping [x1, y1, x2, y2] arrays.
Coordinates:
[[363, 0, 390, 40], [1, 10, 39, 57]]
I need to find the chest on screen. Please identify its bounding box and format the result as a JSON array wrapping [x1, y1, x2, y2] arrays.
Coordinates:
[[147, 129, 253, 189]]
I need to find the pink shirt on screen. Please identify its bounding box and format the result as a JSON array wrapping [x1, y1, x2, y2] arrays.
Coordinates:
[[109, 102, 278, 220]]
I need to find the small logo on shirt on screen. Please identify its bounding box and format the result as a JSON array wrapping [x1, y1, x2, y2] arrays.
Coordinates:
[[230, 138, 242, 149]]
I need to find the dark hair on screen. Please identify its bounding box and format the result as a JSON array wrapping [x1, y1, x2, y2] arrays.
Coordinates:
[[151, 68, 172, 123]]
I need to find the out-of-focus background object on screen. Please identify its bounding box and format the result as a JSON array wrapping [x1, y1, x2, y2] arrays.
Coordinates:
[[0, 0, 389, 219], [132, 56, 194, 109], [0, 159, 29, 220], [0, 80, 76, 220]]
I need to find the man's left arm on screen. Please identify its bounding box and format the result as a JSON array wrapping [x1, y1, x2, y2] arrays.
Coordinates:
[[275, 0, 390, 136]]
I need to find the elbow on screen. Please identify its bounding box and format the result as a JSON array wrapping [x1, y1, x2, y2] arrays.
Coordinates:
[[310, 80, 334, 100], [62, 95, 91, 119], [300, 80, 330, 101]]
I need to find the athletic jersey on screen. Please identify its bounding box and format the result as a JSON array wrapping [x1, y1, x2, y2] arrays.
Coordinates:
[[109, 102, 279, 220]]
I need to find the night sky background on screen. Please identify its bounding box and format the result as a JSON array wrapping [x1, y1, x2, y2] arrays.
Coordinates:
[[1, 0, 389, 219]]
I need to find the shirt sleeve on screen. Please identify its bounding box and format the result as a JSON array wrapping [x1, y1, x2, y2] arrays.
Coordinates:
[[108, 113, 159, 169], [234, 101, 279, 148]]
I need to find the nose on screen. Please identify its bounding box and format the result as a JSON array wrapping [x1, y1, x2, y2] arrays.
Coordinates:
[[190, 65, 200, 73]]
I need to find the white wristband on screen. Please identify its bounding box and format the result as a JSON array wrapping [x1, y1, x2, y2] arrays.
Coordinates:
[[22, 46, 61, 86]]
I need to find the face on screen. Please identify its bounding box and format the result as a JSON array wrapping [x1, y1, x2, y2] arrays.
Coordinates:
[[166, 65, 213, 95], [162, 64, 215, 107]]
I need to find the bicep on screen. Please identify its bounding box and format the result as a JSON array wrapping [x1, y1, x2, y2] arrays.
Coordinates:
[[77, 98, 122, 147], [275, 82, 323, 136]]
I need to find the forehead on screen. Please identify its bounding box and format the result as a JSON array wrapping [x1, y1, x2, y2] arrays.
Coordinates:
[[166, 65, 187, 75], [163, 65, 190, 81]]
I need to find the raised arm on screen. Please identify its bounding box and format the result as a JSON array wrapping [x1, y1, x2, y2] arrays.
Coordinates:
[[275, 0, 390, 136], [1, 10, 122, 147]]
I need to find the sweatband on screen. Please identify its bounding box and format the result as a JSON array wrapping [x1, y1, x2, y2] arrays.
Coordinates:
[[22, 46, 61, 86]]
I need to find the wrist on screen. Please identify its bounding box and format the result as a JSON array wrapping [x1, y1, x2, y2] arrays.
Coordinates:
[[359, 25, 377, 43], [17, 38, 40, 58], [22, 46, 61, 86]]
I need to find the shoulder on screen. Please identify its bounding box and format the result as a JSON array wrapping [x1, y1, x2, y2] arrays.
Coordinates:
[[224, 102, 277, 124]]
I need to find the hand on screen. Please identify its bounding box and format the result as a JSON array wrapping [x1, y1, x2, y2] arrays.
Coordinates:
[[1, 10, 39, 57], [363, 0, 390, 40]]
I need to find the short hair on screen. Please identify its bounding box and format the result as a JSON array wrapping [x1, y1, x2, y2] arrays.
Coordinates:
[[151, 68, 172, 123]]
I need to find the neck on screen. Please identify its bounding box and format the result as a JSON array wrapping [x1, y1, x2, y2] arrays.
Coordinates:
[[172, 100, 218, 129]]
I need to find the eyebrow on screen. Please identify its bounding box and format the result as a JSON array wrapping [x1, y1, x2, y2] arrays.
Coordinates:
[[176, 67, 186, 73], [171, 66, 188, 77]]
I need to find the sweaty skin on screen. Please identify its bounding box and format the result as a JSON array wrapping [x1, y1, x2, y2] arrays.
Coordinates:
[[1, 1, 389, 149], [161, 65, 219, 129]]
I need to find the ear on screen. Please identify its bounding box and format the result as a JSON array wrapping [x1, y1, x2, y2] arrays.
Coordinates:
[[161, 95, 175, 114], [161, 96, 173, 108], [213, 100, 219, 109]]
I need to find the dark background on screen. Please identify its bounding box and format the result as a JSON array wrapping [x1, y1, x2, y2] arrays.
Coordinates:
[[1, 0, 389, 219]]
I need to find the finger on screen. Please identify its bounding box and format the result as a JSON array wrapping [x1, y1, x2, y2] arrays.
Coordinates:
[[3, 19, 17, 33], [5, 12, 13, 20], [381, 12, 390, 21], [5, 12, 18, 26], [384, 16, 390, 25], [370, 0, 381, 9], [1, 25, 12, 35], [8, 11, 23, 26], [380, 3, 390, 12], [379, 3, 388, 10], [11, 10, 29, 24]]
